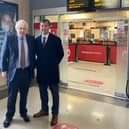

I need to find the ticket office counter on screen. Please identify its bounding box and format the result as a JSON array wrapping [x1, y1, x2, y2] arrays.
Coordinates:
[[68, 43, 116, 64]]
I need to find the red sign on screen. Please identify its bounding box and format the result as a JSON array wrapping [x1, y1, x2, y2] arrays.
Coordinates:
[[50, 28, 57, 35], [53, 123, 79, 129], [50, 22, 57, 29], [68, 44, 76, 61], [78, 45, 105, 63], [34, 23, 40, 29], [34, 22, 57, 30], [85, 80, 104, 85]]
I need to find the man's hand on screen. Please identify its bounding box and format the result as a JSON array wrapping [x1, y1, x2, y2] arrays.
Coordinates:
[[1, 72, 7, 78]]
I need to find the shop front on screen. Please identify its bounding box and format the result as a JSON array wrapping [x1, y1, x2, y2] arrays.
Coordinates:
[[33, 7, 129, 99]]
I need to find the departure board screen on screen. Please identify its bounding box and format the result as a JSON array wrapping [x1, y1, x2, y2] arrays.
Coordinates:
[[67, 0, 127, 12], [94, 0, 121, 9], [67, 0, 89, 11]]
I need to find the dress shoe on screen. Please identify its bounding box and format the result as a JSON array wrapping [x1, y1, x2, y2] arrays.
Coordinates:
[[33, 110, 48, 118], [3, 119, 11, 128], [22, 115, 30, 122], [50, 115, 58, 126]]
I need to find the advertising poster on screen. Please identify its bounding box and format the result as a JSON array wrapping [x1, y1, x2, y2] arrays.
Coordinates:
[[0, 1, 18, 63]]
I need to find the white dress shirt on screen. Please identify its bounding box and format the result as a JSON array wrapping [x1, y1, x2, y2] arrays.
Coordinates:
[[41, 33, 49, 44]]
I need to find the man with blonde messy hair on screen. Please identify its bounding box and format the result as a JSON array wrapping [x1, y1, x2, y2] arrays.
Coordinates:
[[0, 19, 35, 128]]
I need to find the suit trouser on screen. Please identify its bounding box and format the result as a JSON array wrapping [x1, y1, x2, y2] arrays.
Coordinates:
[[6, 68, 30, 121], [39, 83, 59, 115]]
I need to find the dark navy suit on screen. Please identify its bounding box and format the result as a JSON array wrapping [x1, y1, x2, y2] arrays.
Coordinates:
[[35, 33, 64, 115], [0, 34, 35, 121]]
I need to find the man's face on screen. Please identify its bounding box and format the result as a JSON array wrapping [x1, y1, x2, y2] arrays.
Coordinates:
[[40, 21, 50, 35], [1, 14, 13, 32], [16, 23, 27, 37]]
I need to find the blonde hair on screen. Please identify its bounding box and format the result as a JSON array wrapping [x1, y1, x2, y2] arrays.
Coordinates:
[[15, 19, 28, 30]]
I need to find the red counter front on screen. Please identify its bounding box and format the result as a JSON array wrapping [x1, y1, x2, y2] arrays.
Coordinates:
[[68, 44, 77, 61], [77, 44, 116, 64], [78, 44, 106, 63], [110, 46, 116, 64]]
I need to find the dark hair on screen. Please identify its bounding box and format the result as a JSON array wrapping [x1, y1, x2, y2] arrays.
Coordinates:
[[41, 19, 50, 25]]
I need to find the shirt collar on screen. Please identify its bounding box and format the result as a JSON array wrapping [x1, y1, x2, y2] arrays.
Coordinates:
[[42, 33, 49, 39], [17, 35, 26, 40]]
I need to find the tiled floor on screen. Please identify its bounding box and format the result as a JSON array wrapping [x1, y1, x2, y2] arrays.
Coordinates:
[[0, 77, 6, 89], [68, 61, 117, 96], [0, 86, 129, 129]]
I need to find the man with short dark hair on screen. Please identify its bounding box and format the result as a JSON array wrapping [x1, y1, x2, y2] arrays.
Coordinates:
[[33, 19, 64, 126]]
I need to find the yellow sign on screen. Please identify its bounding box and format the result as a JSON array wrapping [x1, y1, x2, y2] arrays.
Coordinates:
[[67, 0, 88, 11], [94, 0, 120, 8]]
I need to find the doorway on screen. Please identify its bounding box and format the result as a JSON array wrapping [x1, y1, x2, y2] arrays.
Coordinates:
[[32, 9, 128, 98], [60, 12, 128, 98]]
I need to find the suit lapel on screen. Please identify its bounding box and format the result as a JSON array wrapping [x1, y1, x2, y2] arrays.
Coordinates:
[[26, 35, 31, 58], [46, 33, 51, 46], [40, 34, 51, 48], [14, 35, 18, 58], [39, 35, 42, 45], [26, 35, 30, 49]]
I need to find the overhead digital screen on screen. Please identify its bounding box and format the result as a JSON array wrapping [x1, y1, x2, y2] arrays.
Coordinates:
[[94, 0, 121, 9], [67, 0, 127, 12], [121, 0, 129, 8], [67, 0, 89, 11]]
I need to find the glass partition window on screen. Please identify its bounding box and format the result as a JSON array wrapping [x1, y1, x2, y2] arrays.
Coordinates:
[[33, 10, 129, 98], [59, 11, 128, 97]]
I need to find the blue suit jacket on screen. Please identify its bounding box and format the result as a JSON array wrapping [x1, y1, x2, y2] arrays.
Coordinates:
[[0, 34, 35, 86]]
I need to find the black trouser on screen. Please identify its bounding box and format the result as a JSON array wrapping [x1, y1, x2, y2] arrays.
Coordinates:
[[39, 83, 59, 115], [6, 68, 30, 121]]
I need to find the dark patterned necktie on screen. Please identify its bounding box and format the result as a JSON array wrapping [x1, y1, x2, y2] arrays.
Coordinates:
[[20, 37, 25, 68], [42, 37, 46, 47]]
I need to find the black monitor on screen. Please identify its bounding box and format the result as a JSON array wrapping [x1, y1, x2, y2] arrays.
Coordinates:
[[67, 0, 91, 11]]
